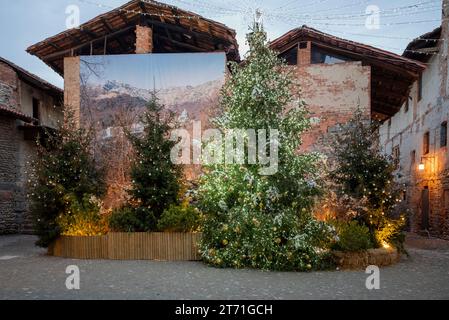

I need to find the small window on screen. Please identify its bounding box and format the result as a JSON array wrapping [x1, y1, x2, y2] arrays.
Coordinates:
[[388, 119, 392, 127], [441, 122, 447, 147], [279, 46, 298, 66], [393, 145, 400, 169], [299, 42, 308, 49], [32, 98, 40, 123], [423, 131, 430, 155], [311, 45, 351, 65]]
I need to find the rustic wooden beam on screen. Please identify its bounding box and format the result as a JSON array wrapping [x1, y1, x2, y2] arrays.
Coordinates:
[[143, 17, 232, 47], [313, 42, 421, 79], [118, 12, 130, 25], [80, 28, 98, 39], [41, 26, 135, 61], [372, 89, 409, 101], [373, 101, 401, 115], [100, 18, 129, 52], [47, 41, 61, 50], [155, 34, 203, 52]]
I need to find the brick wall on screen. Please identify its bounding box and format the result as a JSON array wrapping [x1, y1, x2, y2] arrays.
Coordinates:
[[295, 61, 371, 154], [1, 61, 62, 234], [298, 41, 311, 66], [64, 56, 80, 125], [135, 25, 153, 54]]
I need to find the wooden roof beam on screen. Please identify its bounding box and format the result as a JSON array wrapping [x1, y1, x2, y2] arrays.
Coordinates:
[[100, 17, 129, 52], [155, 34, 203, 52], [373, 101, 402, 115], [314, 42, 421, 79], [41, 26, 135, 61]]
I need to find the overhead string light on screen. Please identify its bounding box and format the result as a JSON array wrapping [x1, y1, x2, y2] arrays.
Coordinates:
[[77, 0, 445, 25], [75, 0, 445, 57], [274, 0, 332, 13], [266, 14, 445, 27], [169, 0, 245, 14], [311, 27, 443, 56], [274, 0, 372, 16], [272, 0, 442, 20], [272, 6, 442, 22], [76, 0, 240, 20]]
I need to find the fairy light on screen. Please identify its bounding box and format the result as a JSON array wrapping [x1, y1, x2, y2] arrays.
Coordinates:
[[273, 0, 442, 19], [77, 0, 206, 20], [76, 0, 446, 24], [313, 27, 442, 56], [72, 0, 445, 58], [272, 2, 442, 21]]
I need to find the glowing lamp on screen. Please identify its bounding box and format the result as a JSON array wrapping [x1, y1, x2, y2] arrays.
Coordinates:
[[418, 162, 425, 171]]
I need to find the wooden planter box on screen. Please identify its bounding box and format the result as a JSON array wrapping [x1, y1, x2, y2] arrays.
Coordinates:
[[48, 232, 202, 261], [332, 248, 400, 270]]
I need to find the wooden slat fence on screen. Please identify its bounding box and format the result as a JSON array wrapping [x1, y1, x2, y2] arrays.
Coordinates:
[[49, 232, 202, 261]]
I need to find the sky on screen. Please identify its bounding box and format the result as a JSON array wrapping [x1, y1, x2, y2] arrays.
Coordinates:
[[81, 52, 226, 89], [0, 0, 443, 89]]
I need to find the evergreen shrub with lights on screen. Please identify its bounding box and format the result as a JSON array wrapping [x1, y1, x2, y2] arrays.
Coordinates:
[[198, 24, 334, 271], [157, 201, 202, 233], [331, 221, 372, 252], [108, 95, 183, 232], [329, 109, 406, 252], [30, 109, 106, 247]]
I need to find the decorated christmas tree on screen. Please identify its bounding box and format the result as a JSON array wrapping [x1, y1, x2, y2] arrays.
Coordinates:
[[198, 23, 333, 271], [330, 109, 405, 249], [109, 94, 182, 232], [30, 109, 105, 247]]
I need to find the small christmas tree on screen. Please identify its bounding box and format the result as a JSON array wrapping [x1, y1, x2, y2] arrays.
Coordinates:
[[198, 23, 333, 271], [330, 109, 405, 249], [110, 94, 182, 231], [30, 109, 105, 247]]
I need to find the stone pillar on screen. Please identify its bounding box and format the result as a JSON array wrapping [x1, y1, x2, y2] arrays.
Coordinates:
[[135, 25, 153, 54], [297, 41, 311, 66], [63, 56, 80, 127]]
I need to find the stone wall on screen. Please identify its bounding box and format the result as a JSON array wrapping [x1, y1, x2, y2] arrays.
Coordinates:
[[379, 1, 449, 238], [0, 116, 19, 234], [0, 60, 63, 234], [0, 61, 19, 110]]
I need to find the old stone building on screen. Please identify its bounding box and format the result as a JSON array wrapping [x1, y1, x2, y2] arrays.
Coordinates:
[[269, 26, 425, 154], [379, 3, 449, 238], [0, 57, 63, 234]]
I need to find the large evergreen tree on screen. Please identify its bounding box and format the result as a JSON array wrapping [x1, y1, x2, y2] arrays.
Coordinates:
[[198, 24, 333, 271], [109, 94, 182, 232]]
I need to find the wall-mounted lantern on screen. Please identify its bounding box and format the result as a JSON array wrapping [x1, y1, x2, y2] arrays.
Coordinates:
[[418, 161, 425, 171], [418, 155, 435, 172]]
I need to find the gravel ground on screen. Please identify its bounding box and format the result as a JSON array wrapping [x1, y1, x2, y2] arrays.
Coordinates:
[[0, 234, 449, 300]]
